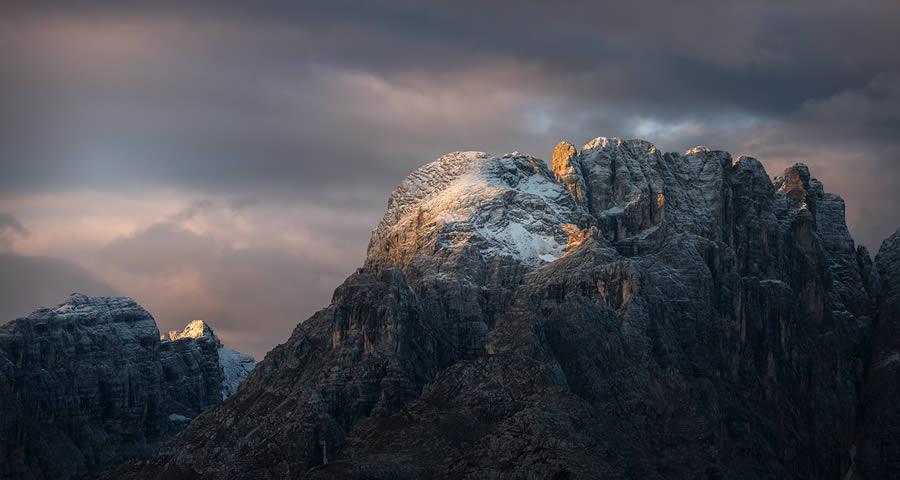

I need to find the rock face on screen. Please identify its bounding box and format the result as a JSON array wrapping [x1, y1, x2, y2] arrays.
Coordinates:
[[854, 229, 900, 477], [0, 294, 254, 480], [161, 320, 256, 401], [110, 137, 897, 479]]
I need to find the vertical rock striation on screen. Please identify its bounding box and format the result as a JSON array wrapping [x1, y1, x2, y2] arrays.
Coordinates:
[[109, 137, 897, 479], [0, 295, 254, 480], [854, 229, 900, 478]]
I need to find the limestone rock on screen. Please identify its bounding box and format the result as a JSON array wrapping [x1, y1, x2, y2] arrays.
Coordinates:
[[108, 137, 897, 479], [0, 295, 254, 480], [854, 229, 900, 478]]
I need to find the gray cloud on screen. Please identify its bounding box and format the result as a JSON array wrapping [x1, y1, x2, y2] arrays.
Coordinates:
[[4, 2, 899, 196], [95, 221, 358, 358], [0, 253, 118, 322], [0, 212, 29, 250], [1, 1, 899, 356]]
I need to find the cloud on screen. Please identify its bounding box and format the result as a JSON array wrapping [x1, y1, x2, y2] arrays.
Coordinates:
[[0, 212, 30, 251], [0, 190, 376, 358], [1, 1, 899, 357], [93, 215, 365, 359], [0, 253, 118, 322], [4, 3, 899, 196]]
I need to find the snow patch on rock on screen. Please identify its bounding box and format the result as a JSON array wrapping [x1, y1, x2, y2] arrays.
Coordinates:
[[162, 319, 212, 341], [168, 413, 191, 422], [369, 151, 587, 266], [218, 347, 256, 399]]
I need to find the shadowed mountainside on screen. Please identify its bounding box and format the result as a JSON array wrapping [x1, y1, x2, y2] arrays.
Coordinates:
[[0, 295, 255, 480], [112, 137, 896, 479]]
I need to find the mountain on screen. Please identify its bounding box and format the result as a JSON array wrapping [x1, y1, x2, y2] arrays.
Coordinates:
[[161, 320, 256, 400], [0, 294, 255, 480], [114, 137, 897, 479]]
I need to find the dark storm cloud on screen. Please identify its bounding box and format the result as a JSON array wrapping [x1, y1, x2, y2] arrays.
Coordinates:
[[2, 1, 899, 356], [9, 1, 899, 109], [4, 1, 899, 199]]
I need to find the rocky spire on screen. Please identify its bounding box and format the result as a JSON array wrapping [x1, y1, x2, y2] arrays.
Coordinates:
[[162, 319, 216, 341], [551, 140, 587, 206]]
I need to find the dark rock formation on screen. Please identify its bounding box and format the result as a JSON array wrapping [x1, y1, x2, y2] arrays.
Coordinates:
[[854, 229, 900, 478], [109, 138, 897, 479], [0, 294, 254, 480]]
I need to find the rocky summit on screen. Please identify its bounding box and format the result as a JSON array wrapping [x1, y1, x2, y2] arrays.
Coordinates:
[[0, 294, 255, 480], [111, 137, 897, 479]]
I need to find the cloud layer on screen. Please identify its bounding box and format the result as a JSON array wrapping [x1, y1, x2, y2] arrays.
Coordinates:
[[1, 1, 899, 357]]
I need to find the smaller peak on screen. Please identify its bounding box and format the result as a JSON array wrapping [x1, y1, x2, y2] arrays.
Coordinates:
[[773, 163, 827, 214], [162, 319, 216, 341], [552, 141, 577, 164], [732, 155, 768, 175], [878, 228, 900, 258], [785, 162, 811, 178], [774, 163, 813, 193], [684, 146, 711, 155], [51, 293, 92, 314], [733, 155, 756, 167], [59, 293, 90, 307]]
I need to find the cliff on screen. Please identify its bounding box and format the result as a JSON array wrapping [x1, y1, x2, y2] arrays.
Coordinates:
[[109, 137, 896, 479], [0, 294, 254, 479]]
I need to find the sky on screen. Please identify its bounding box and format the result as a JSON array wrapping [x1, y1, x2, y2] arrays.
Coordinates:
[[1, 1, 899, 358]]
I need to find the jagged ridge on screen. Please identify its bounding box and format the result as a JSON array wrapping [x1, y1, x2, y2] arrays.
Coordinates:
[[109, 137, 898, 480]]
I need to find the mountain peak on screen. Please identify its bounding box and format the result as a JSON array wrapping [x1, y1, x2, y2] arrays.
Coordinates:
[[162, 319, 215, 341], [367, 149, 585, 270], [367, 136, 744, 270], [107, 135, 899, 480], [50, 293, 142, 315]]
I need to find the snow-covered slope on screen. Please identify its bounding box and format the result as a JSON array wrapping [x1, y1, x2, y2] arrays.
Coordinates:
[[218, 347, 256, 399], [367, 139, 738, 272], [368, 151, 591, 268]]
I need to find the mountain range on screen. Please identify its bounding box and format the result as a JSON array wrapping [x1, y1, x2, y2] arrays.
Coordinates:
[[3, 136, 899, 479]]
